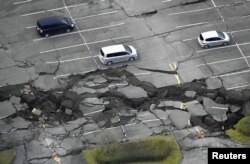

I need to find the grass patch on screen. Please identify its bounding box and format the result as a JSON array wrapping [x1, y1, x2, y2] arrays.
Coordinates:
[[226, 116, 250, 144], [0, 149, 15, 164], [82, 135, 182, 164]]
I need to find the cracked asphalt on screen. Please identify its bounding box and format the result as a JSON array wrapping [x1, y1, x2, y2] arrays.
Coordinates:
[[1, 0, 250, 163]]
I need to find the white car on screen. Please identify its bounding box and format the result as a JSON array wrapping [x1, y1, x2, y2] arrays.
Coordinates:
[[198, 30, 230, 48], [99, 44, 137, 65]]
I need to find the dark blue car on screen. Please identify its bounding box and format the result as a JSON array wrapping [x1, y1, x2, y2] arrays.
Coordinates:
[[36, 16, 75, 37]]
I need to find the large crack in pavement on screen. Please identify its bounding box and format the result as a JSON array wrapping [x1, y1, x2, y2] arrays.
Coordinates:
[[0, 66, 250, 163]]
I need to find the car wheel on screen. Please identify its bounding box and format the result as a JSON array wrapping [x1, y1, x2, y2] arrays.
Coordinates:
[[107, 61, 113, 65], [223, 42, 229, 46], [204, 45, 209, 49], [129, 57, 135, 62], [66, 29, 71, 33], [45, 33, 49, 38]]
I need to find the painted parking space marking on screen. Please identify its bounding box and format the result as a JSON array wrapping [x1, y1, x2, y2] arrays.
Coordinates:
[[162, 0, 172, 2], [211, 69, 250, 78], [227, 84, 250, 90], [176, 21, 211, 29], [45, 55, 99, 64], [169, 7, 214, 16], [74, 11, 117, 21], [53, 69, 96, 79], [20, 0, 105, 17], [26, 25, 36, 29], [196, 57, 247, 67], [13, 0, 31, 5], [33, 23, 125, 42], [40, 35, 131, 53]]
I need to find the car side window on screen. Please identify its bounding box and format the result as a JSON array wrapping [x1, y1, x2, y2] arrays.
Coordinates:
[[206, 37, 220, 41]]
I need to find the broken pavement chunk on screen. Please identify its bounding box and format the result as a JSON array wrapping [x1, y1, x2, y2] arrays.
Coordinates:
[[32, 108, 41, 116], [184, 91, 196, 98], [0, 101, 16, 119], [169, 110, 191, 129], [205, 77, 222, 90], [203, 97, 228, 115], [185, 100, 207, 116], [117, 85, 148, 99]]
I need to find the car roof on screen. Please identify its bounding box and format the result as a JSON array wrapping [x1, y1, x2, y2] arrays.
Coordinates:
[[201, 31, 219, 39], [101, 44, 126, 54], [38, 16, 66, 26]]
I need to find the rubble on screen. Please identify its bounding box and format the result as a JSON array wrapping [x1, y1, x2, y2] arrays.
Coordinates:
[[0, 67, 248, 163], [0, 101, 16, 119], [117, 85, 148, 98], [169, 110, 191, 129]]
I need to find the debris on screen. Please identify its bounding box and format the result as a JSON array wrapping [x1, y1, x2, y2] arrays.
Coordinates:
[[32, 108, 41, 116], [0, 101, 16, 119], [65, 108, 72, 115], [185, 91, 196, 98]]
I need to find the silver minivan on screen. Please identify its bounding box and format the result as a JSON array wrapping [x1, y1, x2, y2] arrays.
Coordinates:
[[99, 44, 137, 65], [198, 30, 230, 48]]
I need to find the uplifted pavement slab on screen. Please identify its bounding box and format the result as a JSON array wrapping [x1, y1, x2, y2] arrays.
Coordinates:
[[43, 155, 88, 164], [0, 101, 16, 119], [0, 66, 38, 86], [0, 120, 12, 133], [63, 118, 87, 132], [32, 75, 59, 91], [203, 97, 228, 115], [136, 111, 157, 121], [205, 77, 222, 90], [13, 145, 26, 164], [117, 85, 148, 98], [46, 126, 67, 135], [26, 140, 53, 161], [185, 100, 207, 116], [57, 138, 83, 156], [11, 116, 32, 129], [1, 130, 34, 144], [169, 110, 191, 130], [84, 127, 124, 145], [124, 123, 153, 141]]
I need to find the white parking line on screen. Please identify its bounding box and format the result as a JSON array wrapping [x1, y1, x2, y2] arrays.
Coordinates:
[[33, 23, 124, 42], [84, 109, 103, 116], [26, 25, 36, 29], [54, 69, 95, 79], [236, 43, 250, 67], [176, 21, 211, 28], [13, 0, 31, 5], [231, 28, 250, 33], [162, 0, 172, 2], [211, 69, 250, 78], [183, 28, 250, 42], [134, 72, 151, 76], [40, 35, 131, 54], [196, 57, 245, 67], [183, 37, 197, 42], [74, 11, 117, 21], [86, 36, 131, 45], [20, 0, 105, 17], [227, 84, 250, 90], [196, 44, 236, 53], [169, 7, 213, 16], [21, 10, 45, 16], [40, 43, 86, 54], [46, 55, 99, 64]]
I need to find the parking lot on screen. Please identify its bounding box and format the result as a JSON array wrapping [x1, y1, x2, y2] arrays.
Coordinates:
[[0, 0, 250, 89]]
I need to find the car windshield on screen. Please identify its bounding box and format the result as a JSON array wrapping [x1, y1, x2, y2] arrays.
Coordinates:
[[199, 34, 204, 41], [100, 49, 104, 56], [123, 45, 132, 53], [59, 17, 68, 24], [217, 31, 225, 39]]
